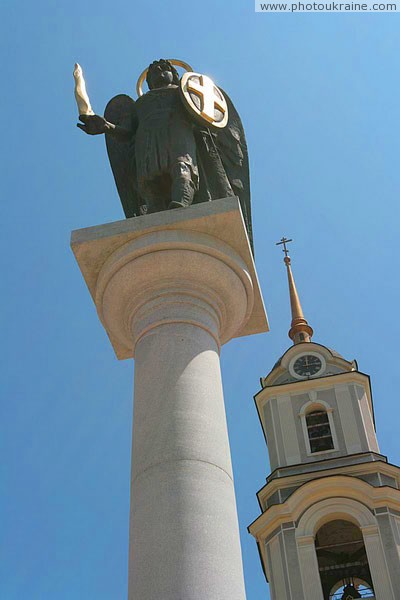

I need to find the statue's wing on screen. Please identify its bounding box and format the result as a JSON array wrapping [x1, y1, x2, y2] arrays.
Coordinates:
[[214, 90, 253, 253], [104, 94, 140, 217]]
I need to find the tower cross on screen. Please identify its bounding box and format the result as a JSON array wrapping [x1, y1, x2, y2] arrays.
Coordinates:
[[276, 236, 313, 344], [276, 236, 293, 258]]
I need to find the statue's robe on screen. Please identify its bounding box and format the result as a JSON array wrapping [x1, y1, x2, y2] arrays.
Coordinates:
[[134, 86, 198, 196]]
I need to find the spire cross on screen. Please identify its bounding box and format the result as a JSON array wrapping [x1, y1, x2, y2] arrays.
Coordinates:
[[276, 236, 314, 344], [276, 237, 293, 258]]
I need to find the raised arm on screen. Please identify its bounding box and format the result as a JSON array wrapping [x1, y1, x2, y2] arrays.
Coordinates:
[[74, 63, 136, 141]]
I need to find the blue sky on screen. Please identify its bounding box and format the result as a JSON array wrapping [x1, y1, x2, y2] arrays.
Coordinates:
[[1, 2, 399, 598]]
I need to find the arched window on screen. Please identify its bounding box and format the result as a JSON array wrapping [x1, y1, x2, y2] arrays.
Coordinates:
[[306, 409, 334, 453], [315, 520, 375, 599], [299, 400, 338, 456]]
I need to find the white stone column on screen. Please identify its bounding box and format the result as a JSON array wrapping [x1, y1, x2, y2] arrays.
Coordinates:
[[362, 524, 395, 600], [296, 535, 324, 600], [129, 317, 244, 599], [71, 199, 268, 600]]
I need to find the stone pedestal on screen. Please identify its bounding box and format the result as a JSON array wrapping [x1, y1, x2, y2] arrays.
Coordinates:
[[71, 197, 268, 600]]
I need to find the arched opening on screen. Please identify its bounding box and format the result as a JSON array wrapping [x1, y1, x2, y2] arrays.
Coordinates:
[[315, 520, 375, 599], [306, 407, 334, 453]]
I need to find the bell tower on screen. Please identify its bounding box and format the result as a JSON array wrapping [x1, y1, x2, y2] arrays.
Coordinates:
[[249, 239, 400, 600]]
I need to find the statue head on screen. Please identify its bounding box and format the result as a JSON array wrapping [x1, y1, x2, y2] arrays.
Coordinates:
[[146, 59, 180, 90]]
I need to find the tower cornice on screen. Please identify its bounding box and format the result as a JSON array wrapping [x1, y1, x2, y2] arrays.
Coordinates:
[[256, 453, 400, 509], [248, 473, 400, 555], [255, 369, 374, 415]]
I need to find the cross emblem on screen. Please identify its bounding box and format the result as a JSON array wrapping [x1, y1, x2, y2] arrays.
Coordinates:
[[187, 74, 227, 123], [276, 236, 293, 257], [180, 72, 228, 128]]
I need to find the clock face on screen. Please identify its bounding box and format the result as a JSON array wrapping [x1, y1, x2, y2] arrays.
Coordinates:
[[293, 354, 323, 377]]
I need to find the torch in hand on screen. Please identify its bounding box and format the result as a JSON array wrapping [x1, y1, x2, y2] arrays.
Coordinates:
[[73, 63, 109, 135]]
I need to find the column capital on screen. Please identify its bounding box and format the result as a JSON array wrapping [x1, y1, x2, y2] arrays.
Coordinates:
[[296, 534, 315, 547], [71, 198, 268, 359], [361, 524, 380, 537]]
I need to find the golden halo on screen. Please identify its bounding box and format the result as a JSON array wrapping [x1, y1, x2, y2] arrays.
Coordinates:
[[136, 59, 194, 97]]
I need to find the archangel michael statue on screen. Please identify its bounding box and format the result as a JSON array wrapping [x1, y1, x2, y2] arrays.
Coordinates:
[[74, 59, 253, 250]]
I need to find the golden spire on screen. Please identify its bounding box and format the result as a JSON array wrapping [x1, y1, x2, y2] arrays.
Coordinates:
[[276, 237, 313, 345]]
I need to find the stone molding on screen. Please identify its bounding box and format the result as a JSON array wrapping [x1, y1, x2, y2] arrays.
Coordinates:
[[71, 197, 268, 359], [298, 398, 334, 417], [249, 474, 400, 541], [296, 497, 376, 537], [256, 456, 400, 510], [96, 230, 254, 356], [256, 370, 373, 409]]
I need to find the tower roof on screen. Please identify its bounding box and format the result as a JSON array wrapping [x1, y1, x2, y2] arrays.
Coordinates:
[[276, 237, 313, 345], [270, 342, 346, 373]]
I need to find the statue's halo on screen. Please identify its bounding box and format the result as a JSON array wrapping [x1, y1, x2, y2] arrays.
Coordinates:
[[136, 59, 194, 97]]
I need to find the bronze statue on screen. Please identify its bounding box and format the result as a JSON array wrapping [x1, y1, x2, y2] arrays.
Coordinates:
[[75, 59, 253, 250]]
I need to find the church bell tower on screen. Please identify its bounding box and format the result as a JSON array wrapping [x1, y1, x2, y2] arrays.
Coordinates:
[[249, 239, 400, 600]]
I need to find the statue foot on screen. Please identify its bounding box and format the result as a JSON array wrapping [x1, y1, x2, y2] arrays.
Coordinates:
[[168, 200, 187, 209]]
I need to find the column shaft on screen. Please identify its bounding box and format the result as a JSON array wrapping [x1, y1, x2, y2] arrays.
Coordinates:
[[128, 320, 246, 600]]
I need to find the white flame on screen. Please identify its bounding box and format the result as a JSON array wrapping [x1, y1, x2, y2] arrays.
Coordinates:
[[73, 62, 94, 116]]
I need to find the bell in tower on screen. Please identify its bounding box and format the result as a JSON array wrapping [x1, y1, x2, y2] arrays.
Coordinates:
[[340, 583, 362, 599]]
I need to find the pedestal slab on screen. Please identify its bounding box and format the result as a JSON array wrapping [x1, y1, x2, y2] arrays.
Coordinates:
[[71, 197, 268, 599]]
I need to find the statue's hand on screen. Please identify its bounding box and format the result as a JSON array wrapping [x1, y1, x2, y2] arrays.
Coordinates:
[[77, 114, 109, 135]]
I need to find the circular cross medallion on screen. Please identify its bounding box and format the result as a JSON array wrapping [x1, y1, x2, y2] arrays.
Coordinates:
[[180, 72, 228, 129]]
